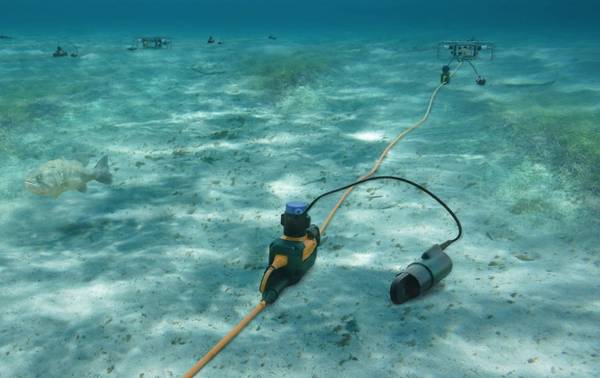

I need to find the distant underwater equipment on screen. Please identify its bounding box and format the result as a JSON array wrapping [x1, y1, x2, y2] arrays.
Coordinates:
[[438, 40, 494, 85], [441, 65, 451, 84], [70, 46, 79, 58], [207, 36, 223, 45], [127, 36, 171, 51], [437, 40, 495, 61], [52, 45, 79, 58], [184, 49, 480, 376], [52, 46, 68, 58]]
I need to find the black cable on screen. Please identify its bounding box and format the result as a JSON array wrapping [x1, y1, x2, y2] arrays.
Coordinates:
[[304, 175, 462, 249], [466, 60, 483, 79]]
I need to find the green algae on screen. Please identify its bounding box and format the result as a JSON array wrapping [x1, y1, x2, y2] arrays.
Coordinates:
[[240, 50, 334, 98], [506, 106, 600, 195], [510, 197, 550, 215]]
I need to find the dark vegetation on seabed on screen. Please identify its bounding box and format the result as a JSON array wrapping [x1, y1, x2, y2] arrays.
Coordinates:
[[501, 92, 600, 198], [0, 80, 72, 160], [239, 49, 334, 99]]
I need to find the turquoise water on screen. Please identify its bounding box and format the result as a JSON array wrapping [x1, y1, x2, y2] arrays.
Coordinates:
[[1, 2, 600, 377]]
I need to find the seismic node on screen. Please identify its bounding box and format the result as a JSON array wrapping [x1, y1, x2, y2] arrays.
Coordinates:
[[438, 39, 495, 85], [127, 36, 172, 51]]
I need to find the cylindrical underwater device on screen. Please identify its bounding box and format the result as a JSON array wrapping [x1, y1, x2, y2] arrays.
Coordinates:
[[441, 65, 451, 84], [389, 244, 453, 304]]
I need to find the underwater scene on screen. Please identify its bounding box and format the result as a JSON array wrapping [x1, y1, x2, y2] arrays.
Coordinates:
[[1, 1, 599, 377]]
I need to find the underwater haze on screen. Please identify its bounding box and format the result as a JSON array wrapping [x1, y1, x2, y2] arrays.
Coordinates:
[[2, 0, 600, 34], [1, 1, 600, 377]]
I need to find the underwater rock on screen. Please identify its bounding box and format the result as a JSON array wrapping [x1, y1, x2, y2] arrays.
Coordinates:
[[170, 336, 186, 345], [332, 314, 360, 348], [336, 333, 352, 347], [344, 317, 359, 333]]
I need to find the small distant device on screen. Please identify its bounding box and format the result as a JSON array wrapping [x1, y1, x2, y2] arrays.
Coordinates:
[[437, 40, 495, 61], [128, 36, 172, 51], [437, 39, 495, 86]]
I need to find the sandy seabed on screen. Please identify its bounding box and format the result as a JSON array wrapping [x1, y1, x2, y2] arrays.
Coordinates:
[[1, 32, 599, 377]]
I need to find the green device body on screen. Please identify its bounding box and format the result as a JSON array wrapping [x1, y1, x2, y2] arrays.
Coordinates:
[[259, 202, 320, 304]]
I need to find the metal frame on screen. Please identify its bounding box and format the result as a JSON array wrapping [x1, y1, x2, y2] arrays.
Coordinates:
[[130, 36, 172, 50], [437, 40, 495, 61]]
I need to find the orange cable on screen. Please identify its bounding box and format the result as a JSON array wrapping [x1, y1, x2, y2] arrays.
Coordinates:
[[183, 301, 267, 378], [319, 62, 463, 234]]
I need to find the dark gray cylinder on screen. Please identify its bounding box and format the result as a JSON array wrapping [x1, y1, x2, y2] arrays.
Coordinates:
[[389, 245, 453, 304]]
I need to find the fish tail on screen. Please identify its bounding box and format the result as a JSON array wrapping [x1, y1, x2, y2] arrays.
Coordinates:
[[94, 155, 112, 185]]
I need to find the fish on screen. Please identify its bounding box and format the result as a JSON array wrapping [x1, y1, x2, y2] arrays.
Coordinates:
[[24, 155, 112, 198]]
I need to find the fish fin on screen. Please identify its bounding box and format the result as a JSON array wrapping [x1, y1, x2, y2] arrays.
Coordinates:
[[95, 155, 109, 170], [94, 155, 112, 185]]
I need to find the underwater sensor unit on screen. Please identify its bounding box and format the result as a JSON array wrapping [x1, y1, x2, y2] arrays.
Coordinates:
[[259, 201, 320, 303], [259, 176, 462, 305], [389, 244, 453, 304], [127, 36, 171, 51], [437, 40, 495, 61], [438, 39, 494, 86]]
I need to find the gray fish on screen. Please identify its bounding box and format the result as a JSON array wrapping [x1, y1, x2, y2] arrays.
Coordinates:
[[25, 155, 112, 198]]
